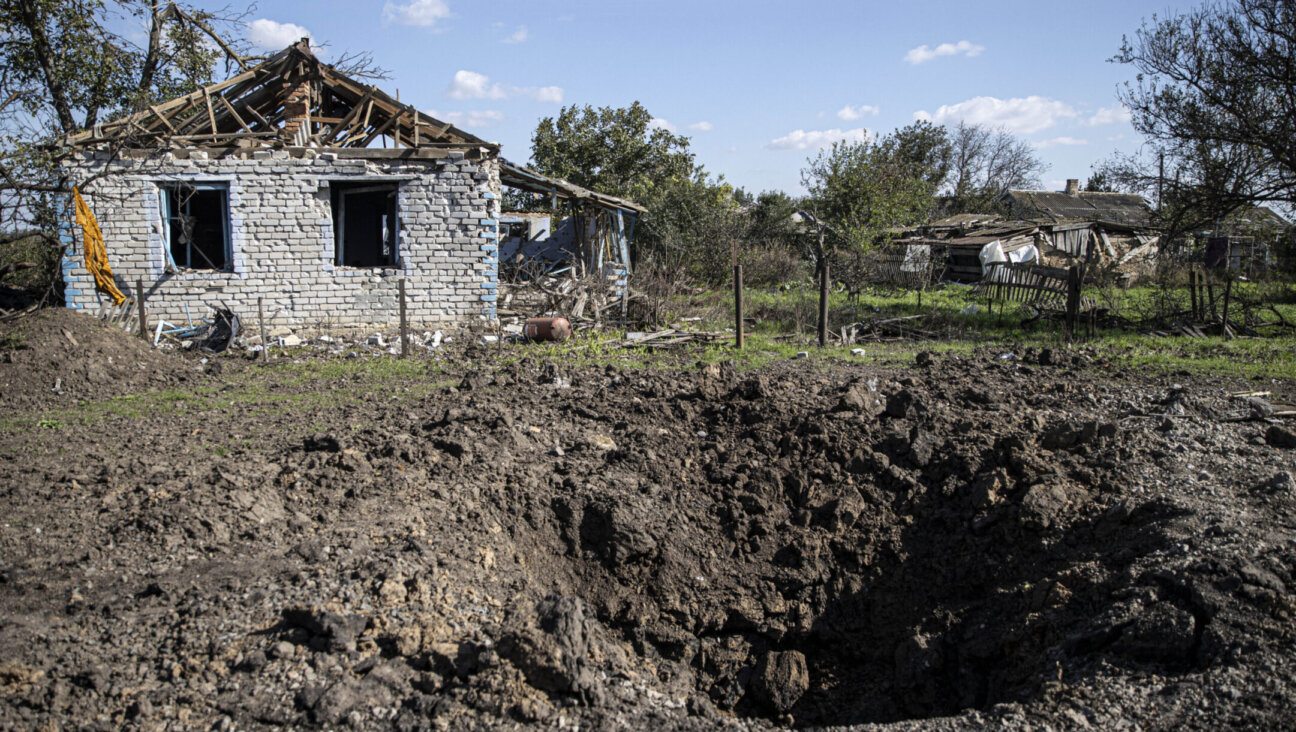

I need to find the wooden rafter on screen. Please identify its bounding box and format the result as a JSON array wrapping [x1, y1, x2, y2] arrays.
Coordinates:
[[147, 104, 177, 134], [202, 88, 219, 142], [216, 95, 251, 133], [64, 39, 494, 151]]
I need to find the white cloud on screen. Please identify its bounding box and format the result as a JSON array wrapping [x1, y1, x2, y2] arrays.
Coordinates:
[[446, 70, 505, 100], [383, 0, 450, 28], [836, 104, 879, 121], [1087, 105, 1132, 126], [914, 95, 1076, 134], [655, 119, 712, 133], [502, 25, 528, 44], [427, 109, 505, 128], [531, 85, 564, 104], [1032, 136, 1089, 149], [905, 40, 984, 65], [767, 128, 871, 151], [446, 71, 562, 103], [246, 19, 321, 53]]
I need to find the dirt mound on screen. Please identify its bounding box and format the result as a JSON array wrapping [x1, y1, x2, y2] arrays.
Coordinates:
[[0, 348, 1293, 729], [0, 308, 210, 409]]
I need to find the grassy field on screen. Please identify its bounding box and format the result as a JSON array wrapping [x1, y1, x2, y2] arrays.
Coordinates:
[[572, 278, 1296, 380]]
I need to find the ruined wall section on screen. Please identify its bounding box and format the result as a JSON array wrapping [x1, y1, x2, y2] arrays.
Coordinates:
[[62, 148, 501, 329]]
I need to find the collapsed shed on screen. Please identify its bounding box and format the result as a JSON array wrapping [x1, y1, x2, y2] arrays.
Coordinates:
[[57, 40, 638, 330], [887, 180, 1160, 285]]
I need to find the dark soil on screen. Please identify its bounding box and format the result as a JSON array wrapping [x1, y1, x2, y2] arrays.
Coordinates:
[[0, 309, 212, 410], [1, 311, 1295, 730]]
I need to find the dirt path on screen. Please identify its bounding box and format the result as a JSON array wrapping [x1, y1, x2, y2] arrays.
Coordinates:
[[2, 310, 1295, 730]]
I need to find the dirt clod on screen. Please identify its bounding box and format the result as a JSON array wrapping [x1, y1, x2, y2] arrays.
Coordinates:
[[750, 650, 809, 714]]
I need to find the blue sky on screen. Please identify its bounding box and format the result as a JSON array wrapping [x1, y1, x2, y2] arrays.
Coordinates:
[[225, 0, 1181, 195]]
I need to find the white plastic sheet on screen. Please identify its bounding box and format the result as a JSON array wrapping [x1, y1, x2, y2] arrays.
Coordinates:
[[979, 241, 1039, 279]]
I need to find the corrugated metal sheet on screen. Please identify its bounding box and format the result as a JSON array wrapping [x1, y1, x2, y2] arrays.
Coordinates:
[[1049, 227, 1092, 257]]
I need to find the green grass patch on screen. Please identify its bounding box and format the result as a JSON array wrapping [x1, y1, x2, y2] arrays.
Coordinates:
[[275, 356, 438, 385]]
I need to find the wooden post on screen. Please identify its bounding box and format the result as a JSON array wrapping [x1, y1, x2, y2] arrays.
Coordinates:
[[1065, 264, 1081, 340], [734, 264, 744, 350], [817, 260, 830, 348], [398, 277, 408, 359], [257, 296, 268, 363], [1206, 277, 1218, 320], [1222, 274, 1233, 337], [136, 278, 147, 340], [1189, 269, 1199, 321]]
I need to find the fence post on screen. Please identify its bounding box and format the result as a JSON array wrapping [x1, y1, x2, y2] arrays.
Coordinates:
[[1065, 264, 1081, 340], [817, 261, 829, 348], [136, 278, 147, 340], [1221, 274, 1233, 337], [399, 277, 408, 359], [257, 296, 268, 363], [734, 265, 744, 350]]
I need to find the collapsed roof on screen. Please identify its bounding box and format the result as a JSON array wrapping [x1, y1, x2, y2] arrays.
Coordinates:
[[62, 39, 493, 156], [500, 159, 646, 215]]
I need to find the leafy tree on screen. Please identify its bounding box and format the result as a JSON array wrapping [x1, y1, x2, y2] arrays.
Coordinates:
[[887, 119, 952, 188], [637, 173, 748, 283], [1084, 171, 1115, 192], [0, 1, 252, 137], [801, 129, 938, 253], [529, 102, 769, 284], [529, 101, 695, 201], [1113, 0, 1296, 226], [0, 0, 255, 302], [798, 126, 945, 303]]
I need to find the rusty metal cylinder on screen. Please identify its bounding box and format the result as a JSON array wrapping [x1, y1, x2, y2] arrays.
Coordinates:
[[523, 317, 572, 342]]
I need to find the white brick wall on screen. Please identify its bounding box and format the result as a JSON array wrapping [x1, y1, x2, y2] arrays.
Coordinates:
[[61, 148, 503, 329]]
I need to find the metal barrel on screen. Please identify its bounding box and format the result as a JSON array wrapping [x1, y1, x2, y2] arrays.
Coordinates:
[[523, 317, 572, 342]]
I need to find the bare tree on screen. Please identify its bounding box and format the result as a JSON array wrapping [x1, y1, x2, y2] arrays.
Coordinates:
[[1112, 0, 1296, 226], [945, 121, 1048, 213]]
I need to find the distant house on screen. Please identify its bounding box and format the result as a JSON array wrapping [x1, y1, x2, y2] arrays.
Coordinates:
[[1199, 206, 1291, 274], [1001, 179, 1154, 227]]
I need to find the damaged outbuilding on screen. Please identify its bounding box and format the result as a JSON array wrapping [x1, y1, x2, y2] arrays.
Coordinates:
[[887, 179, 1160, 285]]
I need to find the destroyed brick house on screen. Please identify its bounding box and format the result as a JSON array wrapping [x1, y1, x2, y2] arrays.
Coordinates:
[[58, 40, 642, 329], [887, 179, 1159, 284]]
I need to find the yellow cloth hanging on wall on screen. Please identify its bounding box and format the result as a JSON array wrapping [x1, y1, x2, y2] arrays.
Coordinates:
[[72, 186, 127, 306]]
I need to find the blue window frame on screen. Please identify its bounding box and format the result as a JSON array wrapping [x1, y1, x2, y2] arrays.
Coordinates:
[[158, 183, 231, 271]]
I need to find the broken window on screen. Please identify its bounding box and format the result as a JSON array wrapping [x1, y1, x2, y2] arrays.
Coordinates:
[[331, 182, 399, 268], [159, 183, 231, 271], [505, 221, 530, 240]]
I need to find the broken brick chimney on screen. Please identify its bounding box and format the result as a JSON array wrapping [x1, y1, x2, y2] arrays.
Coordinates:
[[280, 38, 315, 144], [1065, 178, 1080, 196]]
